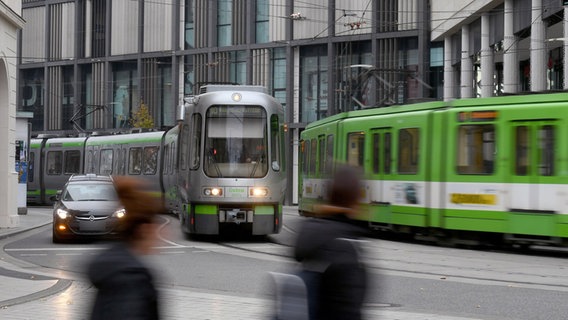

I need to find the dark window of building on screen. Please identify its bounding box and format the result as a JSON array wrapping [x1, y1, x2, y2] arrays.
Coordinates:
[[92, 0, 106, 58]]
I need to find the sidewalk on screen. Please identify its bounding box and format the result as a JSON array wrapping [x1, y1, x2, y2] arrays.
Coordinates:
[[0, 208, 482, 319]]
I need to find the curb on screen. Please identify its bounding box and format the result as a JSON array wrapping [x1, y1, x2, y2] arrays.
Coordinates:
[[0, 279, 73, 308], [0, 221, 52, 241]]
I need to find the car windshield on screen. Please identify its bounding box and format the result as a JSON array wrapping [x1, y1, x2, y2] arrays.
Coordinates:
[[62, 183, 119, 201]]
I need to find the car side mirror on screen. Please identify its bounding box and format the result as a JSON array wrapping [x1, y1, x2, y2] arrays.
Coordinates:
[[50, 190, 62, 202]]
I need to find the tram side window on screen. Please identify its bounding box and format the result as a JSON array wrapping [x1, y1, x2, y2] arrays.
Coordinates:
[[128, 148, 142, 175], [64, 150, 81, 174], [372, 133, 380, 174], [347, 132, 365, 168], [318, 138, 325, 175], [180, 124, 190, 170], [189, 114, 202, 169], [47, 151, 62, 175], [28, 152, 35, 182], [270, 115, 281, 171], [538, 125, 554, 176], [309, 139, 317, 175], [163, 145, 170, 175], [100, 149, 113, 175], [143, 146, 158, 175], [398, 128, 419, 174], [170, 141, 176, 170], [457, 125, 495, 175], [300, 140, 307, 175], [384, 132, 392, 174], [324, 135, 334, 175], [86, 150, 94, 174]]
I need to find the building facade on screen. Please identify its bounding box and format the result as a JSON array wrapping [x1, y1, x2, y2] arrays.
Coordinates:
[[18, 0, 435, 204], [1, 0, 25, 226], [432, 0, 568, 99]]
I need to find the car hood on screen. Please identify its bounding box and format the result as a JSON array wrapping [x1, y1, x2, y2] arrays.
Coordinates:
[[61, 201, 121, 212]]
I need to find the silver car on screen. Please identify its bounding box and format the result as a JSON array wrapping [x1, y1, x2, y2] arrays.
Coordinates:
[[52, 174, 125, 243]]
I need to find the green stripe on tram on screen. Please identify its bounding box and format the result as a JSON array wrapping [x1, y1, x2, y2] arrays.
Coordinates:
[[194, 204, 217, 215]]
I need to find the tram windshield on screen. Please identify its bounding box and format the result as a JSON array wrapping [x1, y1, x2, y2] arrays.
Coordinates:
[[204, 105, 268, 178]]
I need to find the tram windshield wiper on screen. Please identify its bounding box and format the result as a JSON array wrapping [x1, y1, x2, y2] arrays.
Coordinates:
[[207, 150, 222, 177], [250, 154, 264, 177]]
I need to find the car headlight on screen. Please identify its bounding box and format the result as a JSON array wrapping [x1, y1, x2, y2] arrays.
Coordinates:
[[249, 187, 268, 197], [113, 208, 126, 219], [203, 187, 223, 197], [56, 208, 69, 219]]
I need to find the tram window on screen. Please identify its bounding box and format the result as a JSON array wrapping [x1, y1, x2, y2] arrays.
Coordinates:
[[170, 141, 176, 170], [515, 126, 529, 176], [28, 152, 35, 182], [372, 133, 380, 174], [189, 114, 202, 169], [100, 149, 113, 175], [143, 146, 158, 175], [325, 135, 334, 175], [64, 150, 81, 174], [384, 133, 392, 174], [347, 132, 365, 168], [270, 115, 281, 171], [128, 148, 142, 175], [86, 150, 94, 174], [163, 145, 169, 175], [457, 125, 495, 175], [398, 128, 419, 174], [318, 138, 325, 175], [300, 140, 307, 175], [180, 125, 190, 170], [47, 151, 62, 175], [538, 125, 554, 176], [308, 139, 316, 175]]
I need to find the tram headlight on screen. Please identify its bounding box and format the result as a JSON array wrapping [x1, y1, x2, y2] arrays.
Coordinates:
[[249, 187, 268, 197], [56, 208, 69, 219], [203, 187, 223, 197]]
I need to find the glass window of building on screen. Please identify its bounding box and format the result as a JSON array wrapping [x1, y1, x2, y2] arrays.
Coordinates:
[[272, 48, 287, 111], [230, 51, 247, 84], [300, 45, 327, 122], [21, 68, 45, 131], [335, 41, 373, 112], [218, 0, 232, 47], [256, 0, 269, 43], [112, 62, 139, 129], [185, 0, 194, 49], [62, 67, 74, 131]]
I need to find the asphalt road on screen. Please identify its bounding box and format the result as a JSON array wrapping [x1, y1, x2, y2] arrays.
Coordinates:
[[3, 207, 568, 320]]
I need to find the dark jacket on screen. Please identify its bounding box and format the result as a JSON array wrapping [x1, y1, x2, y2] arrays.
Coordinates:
[[294, 209, 368, 320], [88, 243, 159, 320]]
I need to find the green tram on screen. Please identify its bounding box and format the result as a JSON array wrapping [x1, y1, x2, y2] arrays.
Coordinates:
[[299, 93, 568, 247]]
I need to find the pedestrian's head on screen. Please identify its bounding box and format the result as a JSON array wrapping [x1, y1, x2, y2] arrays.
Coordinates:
[[328, 165, 362, 209], [112, 176, 164, 247]]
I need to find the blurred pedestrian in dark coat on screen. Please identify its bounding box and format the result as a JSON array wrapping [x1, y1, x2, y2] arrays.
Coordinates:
[[294, 165, 368, 320], [88, 176, 163, 320]]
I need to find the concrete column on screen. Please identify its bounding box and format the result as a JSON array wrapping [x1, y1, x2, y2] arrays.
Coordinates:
[[503, 0, 519, 93], [564, 7, 568, 89], [481, 14, 494, 97], [461, 25, 474, 98], [443, 36, 455, 101], [530, 0, 546, 92]]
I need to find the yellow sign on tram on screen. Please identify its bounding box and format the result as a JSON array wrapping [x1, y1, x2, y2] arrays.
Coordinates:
[[450, 193, 497, 205]]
